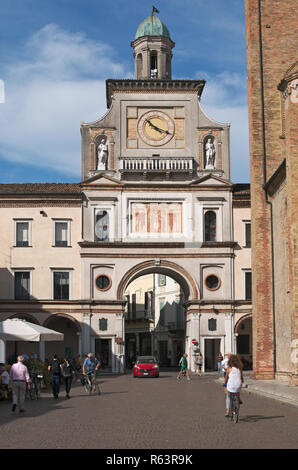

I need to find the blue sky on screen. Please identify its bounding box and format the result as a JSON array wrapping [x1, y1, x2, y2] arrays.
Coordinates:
[[0, 0, 249, 183]]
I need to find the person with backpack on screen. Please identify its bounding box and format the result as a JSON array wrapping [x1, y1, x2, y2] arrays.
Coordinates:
[[48, 354, 61, 399], [60, 358, 75, 399]]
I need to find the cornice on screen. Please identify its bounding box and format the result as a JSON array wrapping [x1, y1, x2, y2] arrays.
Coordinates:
[[106, 78, 205, 108]]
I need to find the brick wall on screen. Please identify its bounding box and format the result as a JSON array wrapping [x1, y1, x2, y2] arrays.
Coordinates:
[[245, 0, 298, 383]]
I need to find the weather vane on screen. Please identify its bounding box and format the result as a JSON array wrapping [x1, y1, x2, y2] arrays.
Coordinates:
[[152, 5, 159, 16]]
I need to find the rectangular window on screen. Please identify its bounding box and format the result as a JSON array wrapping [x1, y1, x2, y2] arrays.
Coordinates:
[[55, 222, 69, 246], [53, 272, 70, 300], [132, 293, 136, 320], [14, 272, 30, 300], [145, 291, 153, 318], [245, 271, 252, 300], [244, 222, 251, 248], [159, 298, 166, 326], [94, 210, 109, 242], [15, 221, 30, 247], [158, 274, 166, 287]]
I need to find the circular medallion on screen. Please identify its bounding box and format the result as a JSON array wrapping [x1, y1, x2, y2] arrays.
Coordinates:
[[137, 110, 175, 146], [205, 274, 221, 291], [95, 275, 112, 291]]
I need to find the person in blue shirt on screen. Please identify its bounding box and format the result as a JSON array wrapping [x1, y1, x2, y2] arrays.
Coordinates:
[[82, 353, 100, 378]]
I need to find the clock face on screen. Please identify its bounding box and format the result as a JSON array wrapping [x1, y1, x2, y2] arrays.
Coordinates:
[[138, 110, 175, 146]]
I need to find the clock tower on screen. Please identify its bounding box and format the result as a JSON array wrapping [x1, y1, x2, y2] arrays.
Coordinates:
[[79, 12, 243, 374]]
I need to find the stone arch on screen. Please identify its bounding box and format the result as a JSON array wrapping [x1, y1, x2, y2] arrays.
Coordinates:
[[43, 313, 81, 332], [8, 313, 40, 325], [43, 313, 81, 360], [234, 313, 252, 333], [117, 259, 199, 301]]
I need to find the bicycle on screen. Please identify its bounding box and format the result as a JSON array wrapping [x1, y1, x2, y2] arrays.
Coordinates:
[[82, 371, 101, 395], [177, 368, 191, 381], [28, 372, 43, 400], [229, 392, 240, 423]]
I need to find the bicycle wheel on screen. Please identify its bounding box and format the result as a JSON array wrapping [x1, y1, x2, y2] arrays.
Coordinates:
[[95, 383, 101, 395], [84, 379, 90, 394], [29, 384, 37, 400], [36, 382, 41, 399], [232, 395, 239, 423]]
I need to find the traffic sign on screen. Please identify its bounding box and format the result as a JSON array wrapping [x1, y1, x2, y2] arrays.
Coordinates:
[[192, 339, 197, 344]]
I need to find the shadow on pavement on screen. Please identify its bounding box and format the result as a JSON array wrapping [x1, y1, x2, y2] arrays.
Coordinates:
[[240, 415, 285, 423]]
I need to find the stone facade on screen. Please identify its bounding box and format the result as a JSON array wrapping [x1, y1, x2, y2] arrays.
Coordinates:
[[245, 0, 298, 383]]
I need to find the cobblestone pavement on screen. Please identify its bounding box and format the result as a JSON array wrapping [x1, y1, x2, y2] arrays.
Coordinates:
[[0, 371, 297, 449]]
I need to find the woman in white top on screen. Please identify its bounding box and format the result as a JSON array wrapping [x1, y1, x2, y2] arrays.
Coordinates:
[[223, 355, 244, 417]]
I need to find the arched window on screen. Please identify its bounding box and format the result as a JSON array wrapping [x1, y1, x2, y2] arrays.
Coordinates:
[[136, 53, 143, 78], [150, 51, 158, 78], [95, 210, 109, 242], [204, 210, 216, 241]]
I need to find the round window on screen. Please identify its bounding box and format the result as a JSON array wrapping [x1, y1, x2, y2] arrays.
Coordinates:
[[95, 275, 112, 291], [205, 274, 221, 291]]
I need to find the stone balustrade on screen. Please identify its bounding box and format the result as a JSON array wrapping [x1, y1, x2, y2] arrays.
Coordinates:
[[119, 157, 193, 172]]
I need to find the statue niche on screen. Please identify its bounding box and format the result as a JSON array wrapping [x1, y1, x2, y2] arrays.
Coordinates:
[[95, 135, 109, 171], [204, 136, 216, 170]]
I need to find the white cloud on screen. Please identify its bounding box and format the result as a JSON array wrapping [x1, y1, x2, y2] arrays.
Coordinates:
[[198, 70, 250, 182], [0, 24, 126, 176]]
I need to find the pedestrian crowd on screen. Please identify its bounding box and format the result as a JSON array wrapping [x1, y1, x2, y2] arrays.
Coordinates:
[[0, 352, 101, 413], [2, 349, 245, 419]]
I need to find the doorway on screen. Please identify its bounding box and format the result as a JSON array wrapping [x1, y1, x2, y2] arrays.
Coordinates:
[[95, 338, 111, 368], [158, 341, 169, 366], [204, 338, 221, 371]]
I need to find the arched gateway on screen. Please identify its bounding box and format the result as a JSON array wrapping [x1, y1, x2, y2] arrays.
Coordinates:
[[117, 260, 199, 301]]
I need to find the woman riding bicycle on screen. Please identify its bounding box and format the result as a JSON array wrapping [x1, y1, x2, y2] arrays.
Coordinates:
[[223, 354, 243, 417]]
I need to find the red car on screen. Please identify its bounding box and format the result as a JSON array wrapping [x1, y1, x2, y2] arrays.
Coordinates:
[[133, 356, 159, 378]]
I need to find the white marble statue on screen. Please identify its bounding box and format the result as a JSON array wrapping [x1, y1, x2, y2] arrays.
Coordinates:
[[205, 138, 216, 170], [97, 139, 108, 170]]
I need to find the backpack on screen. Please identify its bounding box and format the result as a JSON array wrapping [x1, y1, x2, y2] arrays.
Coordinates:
[[51, 360, 60, 375]]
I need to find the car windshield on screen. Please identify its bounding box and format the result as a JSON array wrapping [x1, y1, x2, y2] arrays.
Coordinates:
[[136, 357, 157, 364]]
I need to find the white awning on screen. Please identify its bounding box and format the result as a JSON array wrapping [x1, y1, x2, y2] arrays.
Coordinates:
[[0, 319, 64, 342]]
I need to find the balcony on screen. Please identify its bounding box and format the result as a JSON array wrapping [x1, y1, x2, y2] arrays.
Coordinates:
[[119, 157, 194, 179]]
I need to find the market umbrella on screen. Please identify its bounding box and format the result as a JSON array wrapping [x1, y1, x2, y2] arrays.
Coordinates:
[[0, 319, 64, 342]]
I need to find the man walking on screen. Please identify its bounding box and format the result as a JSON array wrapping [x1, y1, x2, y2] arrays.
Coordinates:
[[48, 354, 61, 399], [9, 355, 30, 413], [177, 353, 190, 381]]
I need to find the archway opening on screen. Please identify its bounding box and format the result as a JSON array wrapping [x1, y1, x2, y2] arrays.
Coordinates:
[[136, 53, 143, 78], [44, 315, 80, 362], [123, 271, 188, 369], [235, 315, 253, 370]]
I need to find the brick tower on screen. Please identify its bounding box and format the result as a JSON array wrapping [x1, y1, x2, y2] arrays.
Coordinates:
[[245, 0, 298, 383]]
